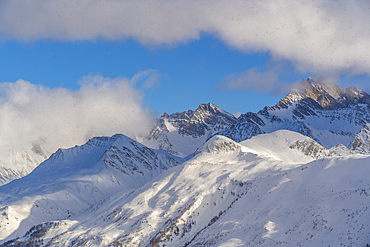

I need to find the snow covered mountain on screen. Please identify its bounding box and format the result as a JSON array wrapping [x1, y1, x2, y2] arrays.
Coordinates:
[[3, 79, 370, 246], [218, 78, 370, 148], [3, 79, 367, 187], [2, 130, 370, 246], [0, 134, 183, 243], [142, 103, 237, 157]]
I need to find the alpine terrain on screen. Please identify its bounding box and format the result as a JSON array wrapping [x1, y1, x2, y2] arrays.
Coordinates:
[[143, 103, 237, 157], [219, 78, 370, 149], [1, 78, 370, 246]]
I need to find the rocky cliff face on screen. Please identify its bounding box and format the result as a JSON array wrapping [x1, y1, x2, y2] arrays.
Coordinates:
[[216, 112, 265, 142], [289, 138, 340, 159], [350, 124, 370, 154], [143, 103, 237, 156], [148, 103, 237, 139], [176, 103, 237, 138]]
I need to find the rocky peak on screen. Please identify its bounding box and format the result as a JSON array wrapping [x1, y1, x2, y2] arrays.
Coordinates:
[[148, 103, 237, 139], [350, 124, 370, 154], [176, 103, 236, 137], [274, 78, 339, 109], [196, 103, 223, 114], [143, 103, 237, 156], [168, 103, 230, 124], [272, 78, 369, 110], [341, 86, 370, 106]]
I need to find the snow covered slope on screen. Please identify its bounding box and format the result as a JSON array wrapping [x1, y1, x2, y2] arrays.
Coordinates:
[[219, 78, 370, 148], [0, 134, 183, 243], [240, 130, 340, 163], [142, 103, 237, 157], [3, 130, 369, 246], [0, 147, 51, 186]]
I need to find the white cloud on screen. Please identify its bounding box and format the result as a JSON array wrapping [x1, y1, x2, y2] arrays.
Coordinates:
[[0, 73, 155, 169], [219, 67, 280, 92], [218, 62, 297, 95], [1, 0, 370, 76]]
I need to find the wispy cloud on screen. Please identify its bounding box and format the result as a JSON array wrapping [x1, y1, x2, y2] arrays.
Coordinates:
[[0, 73, 156, 168], [219, 67, 279, 91], [218, 63, 295, 95], [1, 0, 370, 76], [132, 69, 164, 89]]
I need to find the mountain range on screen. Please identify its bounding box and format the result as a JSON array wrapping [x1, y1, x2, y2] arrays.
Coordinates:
[[219, 78, 370, 148], [1, 78, 370, 246]]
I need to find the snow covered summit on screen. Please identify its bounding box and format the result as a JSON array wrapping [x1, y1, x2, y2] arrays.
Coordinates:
[[143, 103, 237, 157], [0, 134, 182, 242]]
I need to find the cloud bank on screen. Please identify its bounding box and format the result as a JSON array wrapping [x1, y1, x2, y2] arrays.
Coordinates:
[[0, 74, 155, 169], [1, 0, 370, 76]]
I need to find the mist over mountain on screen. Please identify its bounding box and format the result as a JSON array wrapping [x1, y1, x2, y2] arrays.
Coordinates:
[[219, 78, 370, 148], [0, 75, 156, 186]]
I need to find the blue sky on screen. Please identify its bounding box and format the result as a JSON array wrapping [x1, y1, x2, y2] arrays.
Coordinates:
[[0, 36, 303, 115], [1, 0, 370, 154]]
